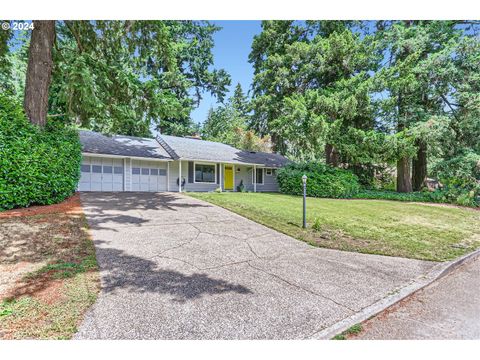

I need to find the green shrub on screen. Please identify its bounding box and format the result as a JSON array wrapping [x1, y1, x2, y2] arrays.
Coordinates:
[[352, 190, 439, 203], [277, 162, 360, 198], [352, 188, 479, 207], [429, 152, 480, 206], [0, 93, 81, 210]]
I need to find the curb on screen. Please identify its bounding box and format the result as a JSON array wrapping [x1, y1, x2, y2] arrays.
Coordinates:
[[311, 248, 480, 340]]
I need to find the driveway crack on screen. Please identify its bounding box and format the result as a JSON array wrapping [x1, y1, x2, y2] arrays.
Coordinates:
[[246, 262, 355, 312]]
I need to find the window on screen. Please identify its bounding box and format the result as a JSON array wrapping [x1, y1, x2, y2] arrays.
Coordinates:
[[265, 168, 272, 176], [103, 166, 112, 174], [150, 168, 159, 176], [158, 169, 167, 176], [141, 168, 149, 175], [114, 166, 123, 174], [92, 165, 102, 173], [252, 168, 264, 184], [81, 165, 91, 173], [132, 168, 140, 175], [195, 163, 216, 183]]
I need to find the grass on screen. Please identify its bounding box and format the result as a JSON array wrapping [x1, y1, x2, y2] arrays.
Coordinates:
[[332, 324, 363, 340], [187, 192, 480, 262], [0, 197, 100, 339]]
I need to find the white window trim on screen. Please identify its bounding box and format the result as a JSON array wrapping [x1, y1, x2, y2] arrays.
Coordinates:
[[265, 168, 273, 176], [193, 161, 217, 184], [252, 167, 264, 185]]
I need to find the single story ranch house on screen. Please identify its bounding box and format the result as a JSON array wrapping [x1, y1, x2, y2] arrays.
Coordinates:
[[78, 130, 290, 193]]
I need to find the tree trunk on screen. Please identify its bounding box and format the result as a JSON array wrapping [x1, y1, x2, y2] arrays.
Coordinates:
[[325, 143, 340, 167], [397, 157, 412, 192], [24, 20, 55, 127], [412, 140, 427, 191]]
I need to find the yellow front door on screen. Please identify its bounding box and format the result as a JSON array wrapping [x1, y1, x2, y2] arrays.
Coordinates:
[[224, 165, 234, 190]]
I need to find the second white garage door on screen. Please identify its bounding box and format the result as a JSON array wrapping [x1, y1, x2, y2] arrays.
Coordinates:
[[131, 160, 168, 192]]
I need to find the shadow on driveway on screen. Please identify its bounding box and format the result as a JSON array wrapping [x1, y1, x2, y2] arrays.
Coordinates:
[[96, 246, 252, 303]]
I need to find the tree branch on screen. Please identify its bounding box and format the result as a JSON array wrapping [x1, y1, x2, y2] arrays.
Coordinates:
[[65, 20, 84, 53]]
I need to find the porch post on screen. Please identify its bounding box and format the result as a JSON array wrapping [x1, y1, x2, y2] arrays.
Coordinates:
[[178, 160, 182, 192], [167, 161, 170, 192], [253, 164, 257, 193], [220, 163, 223, 191]]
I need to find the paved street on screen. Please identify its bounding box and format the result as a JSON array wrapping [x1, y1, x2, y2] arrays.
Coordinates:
[[352, 258, 480, 339]]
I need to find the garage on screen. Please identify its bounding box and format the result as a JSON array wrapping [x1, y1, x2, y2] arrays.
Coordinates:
[[79, 156, 124, 191], [131, 160, 168, 192]]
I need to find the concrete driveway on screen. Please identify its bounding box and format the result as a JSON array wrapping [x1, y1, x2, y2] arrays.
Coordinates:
[[75, 192, 435, 339]]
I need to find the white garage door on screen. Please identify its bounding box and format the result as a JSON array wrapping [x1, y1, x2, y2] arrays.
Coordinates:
[[79, 156, 124, 191], [131, 160, 167, 192]]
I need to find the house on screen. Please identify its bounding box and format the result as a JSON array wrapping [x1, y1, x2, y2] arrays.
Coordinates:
[[78, 130, 290, 192]]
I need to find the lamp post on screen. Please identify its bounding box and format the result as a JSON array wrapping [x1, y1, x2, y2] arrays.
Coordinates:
[[302, 174, 307, 228]]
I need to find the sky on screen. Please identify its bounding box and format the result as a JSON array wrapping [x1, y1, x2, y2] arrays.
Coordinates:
[[189, 20, 262, 125]]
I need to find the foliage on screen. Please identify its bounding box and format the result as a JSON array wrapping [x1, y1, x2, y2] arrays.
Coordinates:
[[332, 324, 363, 340], [249, 20, 480, 192], [232, 128, 272, 152], [3, 21, 231, 136], [352, 188, 479, 207], [277, 162, 360, 198], [431, 151, 480, 184], [250, 21, 381, 160], [0, 32, 29, 102], [202, 103, 246, 145], [202, 83, 272, 152], [0, 93, 81, 210]]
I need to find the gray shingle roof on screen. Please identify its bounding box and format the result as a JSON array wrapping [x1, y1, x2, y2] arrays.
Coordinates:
[[158, 134, 290, 167], [79, 130, 290, 167], [79, 130, 171, 160]]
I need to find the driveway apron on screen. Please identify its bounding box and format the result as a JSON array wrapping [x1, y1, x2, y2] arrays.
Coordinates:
[[75, 192, 435, 339]]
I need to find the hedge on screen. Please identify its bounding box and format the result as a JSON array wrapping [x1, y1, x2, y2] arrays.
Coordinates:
[[352, 188, 479, 207], [0, 93, 82, 210], [277, 162, 360, 198]]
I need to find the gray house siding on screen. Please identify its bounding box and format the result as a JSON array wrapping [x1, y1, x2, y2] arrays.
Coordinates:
[[79, 154, 281, 193], [168, 160, 221, 192], [230, 165, 279, 192]]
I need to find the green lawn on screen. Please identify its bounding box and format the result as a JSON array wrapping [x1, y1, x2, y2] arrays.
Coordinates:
[[187, 192, 480, 262]]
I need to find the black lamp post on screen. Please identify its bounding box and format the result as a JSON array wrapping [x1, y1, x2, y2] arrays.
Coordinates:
[[302, 174, 307, 228]]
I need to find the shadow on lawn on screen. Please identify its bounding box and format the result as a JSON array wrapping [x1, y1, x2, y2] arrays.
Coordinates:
[[95, 245, 252, 303]]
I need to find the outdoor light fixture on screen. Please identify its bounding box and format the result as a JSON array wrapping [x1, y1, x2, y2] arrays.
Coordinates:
[[302, 174, 307, 228]]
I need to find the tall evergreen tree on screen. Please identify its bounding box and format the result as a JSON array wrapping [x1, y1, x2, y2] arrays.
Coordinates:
[[249, 20, 380, 166], [375, 20, 479, 191], [230, 83, 249, 118], [3, 21, 231, 135]]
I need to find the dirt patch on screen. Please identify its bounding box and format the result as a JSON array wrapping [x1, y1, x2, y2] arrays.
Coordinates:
[[0, 193, 83, 219], [30, 279, 66, 305], [0, 194, 100, 339]]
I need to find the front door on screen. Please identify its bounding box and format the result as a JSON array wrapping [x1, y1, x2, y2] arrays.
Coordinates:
[[224, 165, 234, 190]]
